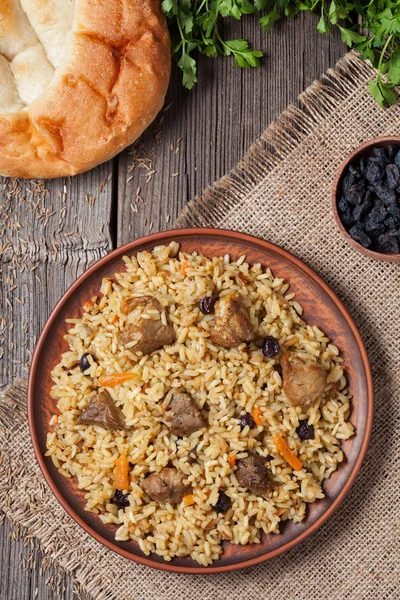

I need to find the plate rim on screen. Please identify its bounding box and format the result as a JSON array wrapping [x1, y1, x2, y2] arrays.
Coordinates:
[[28, 227, 374, 574]]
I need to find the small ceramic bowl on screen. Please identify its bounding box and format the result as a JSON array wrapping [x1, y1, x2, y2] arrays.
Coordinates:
[[332, 136, 400, 263]]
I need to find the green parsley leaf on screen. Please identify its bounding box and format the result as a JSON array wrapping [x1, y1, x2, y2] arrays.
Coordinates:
[[161, 0, 177, 15], [338, 26, 366, 47], [317, 15, 331, 34], [260, 6, 281, 33], [202, 10, 218, 37], [162, 0, 400, 106], [222, 39, 264, 67], [388, 47, 400, 85], [254, 0, 274, 9], [369, 79, 397, 109], [328, 0, 348, 25], [178, 52, 197, 89]]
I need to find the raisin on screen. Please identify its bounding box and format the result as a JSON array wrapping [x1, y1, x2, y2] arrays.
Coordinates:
[[376, 233, 399, 253], [262, 336, 280, 358], [363, 215, 385, 236], [349, 223, 372, 248], [79, 353, 96, 373], [365, 160, 383, 184], [111, 489, 130, 509], [296, 421, 315, 440], [387, 203, 400, 225], [345, 182, 365, 205], [364, 187, 378, 204], [340, 208, 354, 228], [374, 184, 396, 205], [338, 196, 350, 213], [214, 491, 231, 514], [386, 145, 397, 161], [352, 199, 372, 222], [239, 412, 255, 430], [368, 204, 386, 224], [342, 170, 357, 193], [187, 444, 199, 465], [358, 158, 368, 176], [386, 164, 400, 190], [349, 164, 361, 178], [199, 296, 215, 314], [384, 215, 397, 232], [338, 196, 354, 228], [339, 145, 400, 254], [372, 147, 389, 163]]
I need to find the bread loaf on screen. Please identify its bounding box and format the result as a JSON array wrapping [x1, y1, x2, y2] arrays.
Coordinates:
[[0, 0, 171, 178]]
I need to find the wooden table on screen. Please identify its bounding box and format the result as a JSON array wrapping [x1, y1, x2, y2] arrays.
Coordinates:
[[0, 12, 345, 600]]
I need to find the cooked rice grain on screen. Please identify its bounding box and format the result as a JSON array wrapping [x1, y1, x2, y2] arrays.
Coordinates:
[[46, 242, 354, 564]]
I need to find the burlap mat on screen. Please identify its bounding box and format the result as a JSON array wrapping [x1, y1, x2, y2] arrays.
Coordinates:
[[1, 51, 400, 599]]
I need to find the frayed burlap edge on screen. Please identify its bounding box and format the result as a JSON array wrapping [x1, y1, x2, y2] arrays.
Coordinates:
[[176, 51, 373, 229], [0, 51, 389, 600], [0, 381, 87, 600]]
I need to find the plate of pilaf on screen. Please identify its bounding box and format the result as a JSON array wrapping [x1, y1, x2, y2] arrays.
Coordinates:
[[28, 228, 373, 573]]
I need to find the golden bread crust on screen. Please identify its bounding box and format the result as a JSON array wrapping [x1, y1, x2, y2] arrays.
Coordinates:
[[0, 0, 171, 178]]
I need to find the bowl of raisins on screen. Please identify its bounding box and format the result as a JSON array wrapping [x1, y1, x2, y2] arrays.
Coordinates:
[[332, 136, 400, 262]]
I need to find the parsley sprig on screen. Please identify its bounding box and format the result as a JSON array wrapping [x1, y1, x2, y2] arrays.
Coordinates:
[[161, 0, 400, 107]]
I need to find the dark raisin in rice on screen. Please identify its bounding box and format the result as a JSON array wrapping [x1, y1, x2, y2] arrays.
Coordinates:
[[79, 353, 96, 373], [240, 412, 255, 430], [296, 421, 315, 440], [199, 296, 215, 314], [262, 336, 280, 358], [111, 489, 130, 509], [214, 491, 231, 514]]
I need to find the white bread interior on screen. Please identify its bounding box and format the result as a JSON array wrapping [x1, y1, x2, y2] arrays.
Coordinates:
[[0, 0, 171, 178]]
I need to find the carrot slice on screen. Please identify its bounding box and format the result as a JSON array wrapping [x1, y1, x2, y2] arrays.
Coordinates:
[[252, 407, 262, 426], [284, 336, 299, 347], [99, 372, 137, 387], [228, 454, 237, 467], [183, 494, 196, 506], [181, 263, 189, 276], [272, 433, 303, 471], [115, 452, 129, 490]]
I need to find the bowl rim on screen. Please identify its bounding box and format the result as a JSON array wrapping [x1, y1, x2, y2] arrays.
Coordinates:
[[332, 135, 400, 263], [28, 227, 374, 574]]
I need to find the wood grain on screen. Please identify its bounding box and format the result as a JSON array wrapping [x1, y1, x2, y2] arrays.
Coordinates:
[[0, 11, 345, 599], [117, 12, 344, 244], [0, 166, 114, 600]]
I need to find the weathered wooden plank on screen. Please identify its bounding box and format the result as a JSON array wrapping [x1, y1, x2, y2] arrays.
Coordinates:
[[0, 164, 114, 600], [1, 10, 346, 600], [117, 12, 345, 245]]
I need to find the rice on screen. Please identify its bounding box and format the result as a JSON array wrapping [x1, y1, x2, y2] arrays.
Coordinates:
[[46, 241, 354, 565]]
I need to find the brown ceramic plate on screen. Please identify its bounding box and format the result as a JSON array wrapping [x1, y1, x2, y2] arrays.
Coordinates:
[[28, 228, 373, 574]]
